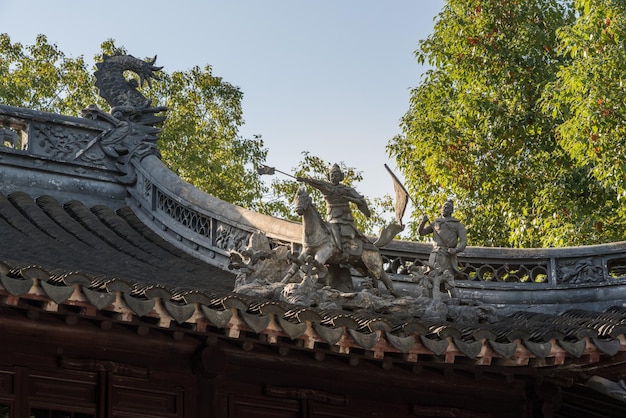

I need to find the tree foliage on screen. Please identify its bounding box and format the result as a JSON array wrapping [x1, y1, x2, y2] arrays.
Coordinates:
[[0, 35, 268, 209], [0, 33, 101, 115], [389, 0, 625, 247], [543, 0, 626, 240], [151, 65, 268, 208]]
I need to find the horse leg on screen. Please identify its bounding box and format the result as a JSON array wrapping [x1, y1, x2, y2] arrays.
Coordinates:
[[312, 245, 333, 286], [362, 250, 398, 297], [281, 250, 308, 283], [378, 270, 398, 297]]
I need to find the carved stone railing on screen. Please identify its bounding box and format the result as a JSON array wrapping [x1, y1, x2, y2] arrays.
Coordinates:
[[0, 104, 128, 207], [380, 239, 626, 313], [0, 104, 139, 169], [127, 155, 302, 269], [381, 240, 626, 285]]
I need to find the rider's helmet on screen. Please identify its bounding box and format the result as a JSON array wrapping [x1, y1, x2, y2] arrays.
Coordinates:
[[328, 163, 345, 182]]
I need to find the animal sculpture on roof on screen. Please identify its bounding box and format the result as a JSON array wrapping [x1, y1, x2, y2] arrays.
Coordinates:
[[79, 53, 168, 182], [94, 53, 166, 123]]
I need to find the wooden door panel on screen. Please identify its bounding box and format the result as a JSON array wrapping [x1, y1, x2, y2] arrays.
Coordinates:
[[0, 371, 14, 397], [110, 380, 184, 418], [27, 373, 98, 405], [228, 395, 300, 418]]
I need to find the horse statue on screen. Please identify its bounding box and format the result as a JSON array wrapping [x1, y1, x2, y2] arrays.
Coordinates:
[[281, 187, 398, 297]]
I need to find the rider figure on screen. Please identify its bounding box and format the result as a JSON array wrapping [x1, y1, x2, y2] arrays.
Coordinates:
[[298, 164, 371, 258]]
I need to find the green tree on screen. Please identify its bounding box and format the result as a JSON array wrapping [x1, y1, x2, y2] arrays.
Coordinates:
[[0, 33, 101, 116], [0, 35, 269, 209], [542, 0, 626, 241], [151, 66, 268, 208], [388, 0, 621, 247]]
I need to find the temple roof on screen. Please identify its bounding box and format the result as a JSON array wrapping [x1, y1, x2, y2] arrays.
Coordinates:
[[0, 191, 234, 292], [1, 91, 625, 401], [1, 191, 625, 380]]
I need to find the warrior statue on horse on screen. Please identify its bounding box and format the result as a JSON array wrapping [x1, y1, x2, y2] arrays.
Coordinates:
[[279, 163, 399, 297]]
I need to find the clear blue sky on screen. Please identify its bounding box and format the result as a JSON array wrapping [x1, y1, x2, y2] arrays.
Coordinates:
[[1, 0, 444, 203]]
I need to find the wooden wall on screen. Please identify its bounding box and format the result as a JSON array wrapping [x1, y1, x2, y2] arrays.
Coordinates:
[[0, 304, 541, 417]]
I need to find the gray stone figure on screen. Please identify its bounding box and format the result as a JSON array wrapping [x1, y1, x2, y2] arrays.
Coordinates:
[[418, 200, 467, 276], [296, 163, 370, 258], [77, 53, 168, 183], [281, 187, 398, 297]]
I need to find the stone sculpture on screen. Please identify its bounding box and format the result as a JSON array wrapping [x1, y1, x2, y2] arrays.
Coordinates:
[[296, 163, 370, 258], [400, 200, 468, 320], [281, 184, 398, 297], [94, 54, 165, 119], [229, 231, 293, 298], [418, 200, 467, 276], [232, 165, 493, 322], [79, 53, 168, 182]]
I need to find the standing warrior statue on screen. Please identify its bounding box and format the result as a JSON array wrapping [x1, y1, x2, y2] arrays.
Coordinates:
[[297, 164, 370, 258], [419, 200, 467, 276]]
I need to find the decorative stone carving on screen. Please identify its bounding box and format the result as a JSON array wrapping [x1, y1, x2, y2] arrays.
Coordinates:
[[418, 200, 467, 276], [31, 123, 106, 164], [281, 186, 398, 297], [0, 127, 20, 149], [228, 167, 497, 321], [74, 53, 168, 182], [229, 231, 293, 289], [557, 257, 605, 284], [94, 54, 164, 115], [215, 223, 249, 252]]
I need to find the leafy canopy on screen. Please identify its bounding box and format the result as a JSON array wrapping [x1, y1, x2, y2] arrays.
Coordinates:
[[389, 0, 624, 247], [0, 33, 101, 114], [543, 0, 626, 237]]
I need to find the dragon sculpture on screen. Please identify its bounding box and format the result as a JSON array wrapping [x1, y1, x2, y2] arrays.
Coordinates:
[[81, 53, 168, 183]]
